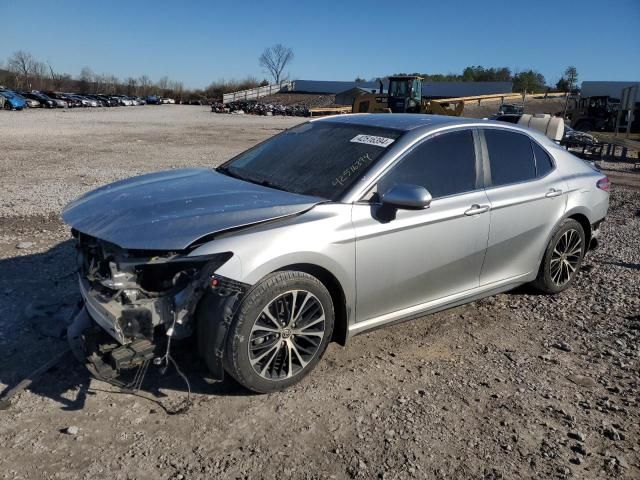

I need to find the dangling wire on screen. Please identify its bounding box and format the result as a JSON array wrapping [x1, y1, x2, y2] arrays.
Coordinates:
[[166, 354, 192, 414]]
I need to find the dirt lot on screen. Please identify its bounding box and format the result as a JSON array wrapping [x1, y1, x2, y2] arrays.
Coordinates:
[[0, 106, 639, 480]]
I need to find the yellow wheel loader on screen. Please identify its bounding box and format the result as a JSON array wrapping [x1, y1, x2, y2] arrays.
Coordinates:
[[352, 76, 464, 116]]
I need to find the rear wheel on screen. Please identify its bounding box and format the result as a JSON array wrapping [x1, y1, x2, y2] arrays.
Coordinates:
[[533, 219, 585, 294], [225, 271, 334, 393]]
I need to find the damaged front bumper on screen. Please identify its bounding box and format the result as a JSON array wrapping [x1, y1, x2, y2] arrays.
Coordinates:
[[67, 233, 247, 382], [67, 307, 158, 380]]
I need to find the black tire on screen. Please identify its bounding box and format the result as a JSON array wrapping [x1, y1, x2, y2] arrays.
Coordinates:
[[224, 271, 334, 393], [533, 219, 586, 294], [4, 102, 12, 111]]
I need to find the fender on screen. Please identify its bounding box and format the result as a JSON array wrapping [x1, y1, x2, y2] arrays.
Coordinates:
[[196, 276, 249, 382], [533, 205, 595, 271]]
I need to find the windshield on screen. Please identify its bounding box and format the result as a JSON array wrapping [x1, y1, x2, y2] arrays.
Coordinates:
[[389, 80, 409, 97], [219, 122, 402, 200]]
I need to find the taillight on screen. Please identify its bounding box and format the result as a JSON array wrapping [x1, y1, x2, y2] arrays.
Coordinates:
[[596, 177, 610, 191]]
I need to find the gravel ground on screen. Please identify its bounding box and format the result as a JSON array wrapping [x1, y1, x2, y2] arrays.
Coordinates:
[[0, 107, 639, 480], [0, 106, 304, 218]]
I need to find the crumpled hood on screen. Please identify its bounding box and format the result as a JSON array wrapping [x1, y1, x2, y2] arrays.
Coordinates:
[[62, 168, 322, 250]]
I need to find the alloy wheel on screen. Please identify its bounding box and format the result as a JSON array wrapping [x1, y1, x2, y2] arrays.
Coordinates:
[[248, 290, 325, 380], [550, 228, 583, 286]]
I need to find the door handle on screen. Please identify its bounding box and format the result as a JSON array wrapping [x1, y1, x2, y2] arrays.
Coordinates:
[[545, 188, 563, 198], [464, 204, 490, 216]]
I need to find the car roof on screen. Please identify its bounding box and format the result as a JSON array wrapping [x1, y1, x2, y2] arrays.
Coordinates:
[[314, 113, 474, 132], [312, 113, 562, 149]]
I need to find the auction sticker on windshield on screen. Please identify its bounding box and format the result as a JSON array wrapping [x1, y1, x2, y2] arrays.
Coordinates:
[[350, 134, 395, 148]]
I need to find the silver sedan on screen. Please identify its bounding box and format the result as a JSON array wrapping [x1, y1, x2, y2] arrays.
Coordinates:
[[63, 114, 610, 393]]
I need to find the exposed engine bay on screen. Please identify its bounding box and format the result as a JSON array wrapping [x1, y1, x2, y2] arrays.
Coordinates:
[[68, 230, 246, 382]]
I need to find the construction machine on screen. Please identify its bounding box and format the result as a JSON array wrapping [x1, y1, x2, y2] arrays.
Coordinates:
[[564, 95, 639, 133], [352, 75, 465, 116]]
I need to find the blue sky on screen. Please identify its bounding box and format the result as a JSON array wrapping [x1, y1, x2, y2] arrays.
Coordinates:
[[2, 0, 639, 89]]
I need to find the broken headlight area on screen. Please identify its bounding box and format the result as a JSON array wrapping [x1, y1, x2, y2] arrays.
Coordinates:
[[73, 231, 232, 346], [68, 309, 160, 382]]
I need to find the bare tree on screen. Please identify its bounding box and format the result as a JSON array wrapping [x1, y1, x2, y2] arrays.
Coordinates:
[[169, 80, 184, 101], [7, 50, 36, 89], [138, 75, 152, 96], [94, 73, 107, 93], [31, 61, 47, 89], [258, 44, 293, 84], [125, 77, 138, 96], [157, 76, 169, 89], [79, 66, 95, 93], [48, 62, 64, 90], [106, 75, 119, 94], [157, 76, 171, 96], [56, 73, 73, 92]]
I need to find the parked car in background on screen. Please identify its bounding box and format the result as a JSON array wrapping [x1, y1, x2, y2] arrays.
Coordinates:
[[85, 94, 107, 107], [20, 91, 57, 108], [103, 95, 120, 107], [37, 91, 67, 108], [116, 96, 133, 106], [43, 91, 80, 108], [489, 113, 522, 124], [146, 95, 162, 104], [60, 93, 82, 108], [23, 97, 42, 108], [106, 96, 121, 106], [69, 94, 99, 107], [1, 90, 28, 110], [563, 125, 598, 145], [64, 114, 609, 393], [102, 95, 119, 107], [498, 103, 524, 115]]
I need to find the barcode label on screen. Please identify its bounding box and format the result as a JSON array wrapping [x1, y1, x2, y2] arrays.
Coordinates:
[[350, 134, 395, 148]]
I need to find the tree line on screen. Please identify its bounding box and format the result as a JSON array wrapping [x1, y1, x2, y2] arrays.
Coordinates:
[[1, 49, 579, 102], [0, 50, 272, 102], [381, 65, 579, 94]]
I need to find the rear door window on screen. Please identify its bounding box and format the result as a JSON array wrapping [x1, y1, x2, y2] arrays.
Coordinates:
[[377, 129, 477, 199], [484, 129, 536, 186]]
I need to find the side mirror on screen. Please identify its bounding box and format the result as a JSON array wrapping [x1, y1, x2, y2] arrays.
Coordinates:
[[381, 184, 432, 209]]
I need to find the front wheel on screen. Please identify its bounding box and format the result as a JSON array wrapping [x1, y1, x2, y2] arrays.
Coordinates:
[[533, 219, 585, 294], [225, 271, 334, 393]]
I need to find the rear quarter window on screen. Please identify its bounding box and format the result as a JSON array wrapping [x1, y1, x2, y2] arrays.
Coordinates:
[[532, 141, 554, 177]]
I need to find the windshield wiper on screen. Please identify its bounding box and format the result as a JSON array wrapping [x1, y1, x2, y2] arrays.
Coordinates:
[[254, 178, 288, 192], [218, 167, 288, 193], [217, 166, 245, 181]]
